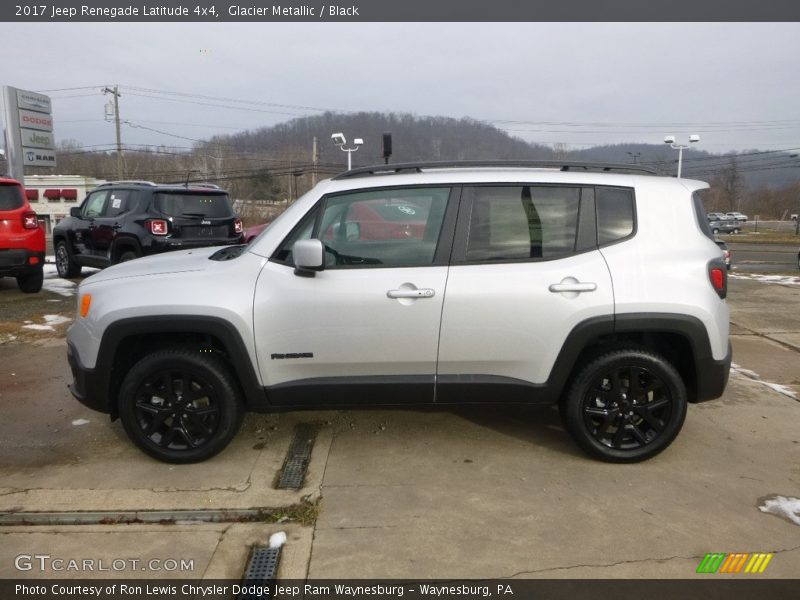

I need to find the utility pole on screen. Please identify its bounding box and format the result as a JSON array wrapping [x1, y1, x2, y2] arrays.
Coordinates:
[[103, 85, 123, 180], [311, 136, 318, 186]]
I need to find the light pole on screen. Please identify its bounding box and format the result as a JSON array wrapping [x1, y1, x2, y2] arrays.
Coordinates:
[[626, 151, 641, 164], [664, 134, 700, 178], [331, 132, 363, 171]]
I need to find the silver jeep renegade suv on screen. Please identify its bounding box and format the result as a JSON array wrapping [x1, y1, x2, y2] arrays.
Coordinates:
[[66, 161, 731, 463]]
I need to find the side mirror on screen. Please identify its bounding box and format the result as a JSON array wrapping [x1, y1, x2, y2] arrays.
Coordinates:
[[293, 239, 325, 276], [70, 206, 82, 218]]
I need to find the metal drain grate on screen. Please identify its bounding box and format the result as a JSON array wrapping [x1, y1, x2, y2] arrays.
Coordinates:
[[276, 423, 318, 489], [238, 546, 281, 600]]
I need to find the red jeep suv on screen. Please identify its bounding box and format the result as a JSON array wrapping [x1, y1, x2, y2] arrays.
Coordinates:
[[0, 177, 45, 293]]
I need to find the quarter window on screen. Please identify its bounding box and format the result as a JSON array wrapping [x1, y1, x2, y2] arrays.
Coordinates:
[[464, 186, 581, 262], [596, 187, 635, 245]]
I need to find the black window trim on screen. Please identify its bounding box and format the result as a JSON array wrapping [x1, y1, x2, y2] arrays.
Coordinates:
[[270, 184, 462, 270]]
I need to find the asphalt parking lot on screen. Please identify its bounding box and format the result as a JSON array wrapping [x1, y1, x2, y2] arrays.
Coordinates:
[[0, 269, 798, 583]]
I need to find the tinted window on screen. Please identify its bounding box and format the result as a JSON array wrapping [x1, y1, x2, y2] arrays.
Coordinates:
[[464, 186, 580, 262], [0, 184, 24, 210], [692, 190, 714, 240], [154, 193, 233, 218], [82, 191, 108, 218], [318, 187, 450, 268], [105, 190, 133, 218], [596, 187, 634, 245]]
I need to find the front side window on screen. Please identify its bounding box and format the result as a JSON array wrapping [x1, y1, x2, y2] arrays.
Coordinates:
[[464, 186, 580, 262], [317, 187, 450, 268], [82, 191, 108, 218]]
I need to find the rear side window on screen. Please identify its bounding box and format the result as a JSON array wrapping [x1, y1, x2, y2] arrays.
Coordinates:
[[105, 190, 134, 218], [464, 186, 580, 262], [154, 193, 233, 218], [596, 187, 635, 245], [0, 184, 24, 210]]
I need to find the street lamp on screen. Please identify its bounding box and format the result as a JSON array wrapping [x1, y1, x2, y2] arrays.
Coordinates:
[[664, 134, 700, 178], [331, 132, 363, 171], [626, 151, 640, 164]]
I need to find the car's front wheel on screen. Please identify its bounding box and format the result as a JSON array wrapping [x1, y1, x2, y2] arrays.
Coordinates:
[[55, 241, 82, 278], [561, 348, 687, 463], [118, 347, 244, 463]]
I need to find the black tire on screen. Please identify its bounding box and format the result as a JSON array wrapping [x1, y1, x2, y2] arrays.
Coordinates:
[[118, 347, 245, 463], [117, 249, 139, 264], [55, 240, 82, 278], [16, 267, 43, 293], [561, 348, 687, 463]]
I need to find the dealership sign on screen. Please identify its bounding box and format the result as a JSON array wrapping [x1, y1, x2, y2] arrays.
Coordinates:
[[2, 85, 56, 178]]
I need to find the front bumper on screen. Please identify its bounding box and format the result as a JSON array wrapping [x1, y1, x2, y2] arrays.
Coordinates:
[[67, 341, 112, 415], [0, 249, 45, 276], [693, 341, 732, 402]]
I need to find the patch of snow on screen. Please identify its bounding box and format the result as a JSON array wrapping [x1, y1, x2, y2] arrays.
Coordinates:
[[43, 314, 71, 326], [42, 277, 77, 297], [729, 273, 800, 286], [71, 419, 90, 426], [22, 324, 54, 331], [731, 363, 798, 400], [758, 495, 800, 526], [268, 531, 287, 549]]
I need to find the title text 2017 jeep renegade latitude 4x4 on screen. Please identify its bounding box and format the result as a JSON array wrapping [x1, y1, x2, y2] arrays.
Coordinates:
[[66, 162, 731, 463]]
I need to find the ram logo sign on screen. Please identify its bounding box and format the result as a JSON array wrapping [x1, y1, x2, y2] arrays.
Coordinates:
[[696, 552, 773, 574]]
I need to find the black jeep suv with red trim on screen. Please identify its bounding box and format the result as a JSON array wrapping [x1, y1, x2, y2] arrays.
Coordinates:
[[52, 181, 243, 277]]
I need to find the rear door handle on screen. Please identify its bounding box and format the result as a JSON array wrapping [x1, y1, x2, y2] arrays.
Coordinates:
[[387, 288, 435, 299], [549, 281, 597, 293]]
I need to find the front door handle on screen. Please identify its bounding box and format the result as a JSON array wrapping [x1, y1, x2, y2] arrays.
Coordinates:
[[387, 288, 435, 299], [549, 281, 597, 293]]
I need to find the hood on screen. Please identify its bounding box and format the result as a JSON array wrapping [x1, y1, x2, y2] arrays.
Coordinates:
[[80, 246, 220, 286]]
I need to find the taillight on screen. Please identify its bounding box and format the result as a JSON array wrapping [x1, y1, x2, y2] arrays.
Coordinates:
[[23, 211, 39, 229], [708, 260, 727, 299], [234, 218, 243, 234], [146, 219, 169, 236]]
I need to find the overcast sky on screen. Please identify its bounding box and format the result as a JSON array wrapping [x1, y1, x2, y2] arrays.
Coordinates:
[[2, 22, 799, 155]]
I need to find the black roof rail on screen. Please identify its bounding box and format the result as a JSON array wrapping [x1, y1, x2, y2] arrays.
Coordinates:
[[332, 160, 659, 180]]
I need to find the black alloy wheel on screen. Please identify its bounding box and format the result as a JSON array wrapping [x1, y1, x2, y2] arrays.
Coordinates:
[[55, 241, 81, 278], [118, 348, 244, 463], [562, 349, 687, 462]]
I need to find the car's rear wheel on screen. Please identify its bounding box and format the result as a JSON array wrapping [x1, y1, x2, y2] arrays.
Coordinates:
[[561, 348, 687, 463], [55, 241, 82, 278], [118, 348, 244, 463], [16, 267, 43, 293]]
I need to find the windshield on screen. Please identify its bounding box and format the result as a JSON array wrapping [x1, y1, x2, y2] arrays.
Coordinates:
[[153, 192, 233, 218], [0, 183, 24, 211]]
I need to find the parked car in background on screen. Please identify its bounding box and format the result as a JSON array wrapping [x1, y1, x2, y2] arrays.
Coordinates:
[[0, 177, 45, 293], [53, 181, 243, 277], [708, 219, 741, 235], [715, 239, 731, 270], [725, 211, 748, 222], [244, 221, 270, 243], [707, 212, 728, 221]]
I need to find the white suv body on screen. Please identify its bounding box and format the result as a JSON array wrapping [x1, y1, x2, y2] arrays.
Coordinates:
[[67, 163, 731, 463]]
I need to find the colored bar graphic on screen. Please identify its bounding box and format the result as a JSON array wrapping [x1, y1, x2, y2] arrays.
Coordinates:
[[699, 552, 774, 574]]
